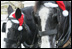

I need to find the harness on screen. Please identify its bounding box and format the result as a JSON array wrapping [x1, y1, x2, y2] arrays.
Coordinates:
[[56, 10, 71, 48]]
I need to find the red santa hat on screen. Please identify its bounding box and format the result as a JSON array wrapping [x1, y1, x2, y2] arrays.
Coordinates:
[[9, 11, 24, 31], [44, 1, 69, 17], [56, 1, 68, 17], [12, 13, 24, 31]]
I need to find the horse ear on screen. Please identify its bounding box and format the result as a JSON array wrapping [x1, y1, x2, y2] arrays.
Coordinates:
[[33, 1, 42, 17], [34, 1, 42, 13], [7, 5, 14, 16], [15, 8, 22, 19]]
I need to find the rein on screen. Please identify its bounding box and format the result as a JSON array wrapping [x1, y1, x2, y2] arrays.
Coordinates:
[[56, 10, 71, 48], [23, 23, 38, 48]]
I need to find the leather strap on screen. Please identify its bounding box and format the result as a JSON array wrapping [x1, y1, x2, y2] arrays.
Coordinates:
[[39, 29, 57, 36], [63, 37, 71, 48]]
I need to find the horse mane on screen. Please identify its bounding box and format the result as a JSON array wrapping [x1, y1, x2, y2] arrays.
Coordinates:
[[33, 1, 42, 13]]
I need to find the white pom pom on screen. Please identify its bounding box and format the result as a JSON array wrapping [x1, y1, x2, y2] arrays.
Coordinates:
[[62, 10, 68, 17], [18, 26, 23, 31]]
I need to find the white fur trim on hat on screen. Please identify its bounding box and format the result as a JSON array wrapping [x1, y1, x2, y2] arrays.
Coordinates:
[[18, 26, 23, 31], [62, 10, 69, 17], [9, 11, 15, 18], [44, 2, 58, 7], [11, 19, 19, 24]]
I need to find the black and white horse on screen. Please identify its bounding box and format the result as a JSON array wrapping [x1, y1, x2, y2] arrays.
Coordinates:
[[3, 5, 39, 48], [33, 1, 71, 48]]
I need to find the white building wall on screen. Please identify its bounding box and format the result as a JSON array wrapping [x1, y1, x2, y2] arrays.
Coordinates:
[[22, 1, 35, 7]]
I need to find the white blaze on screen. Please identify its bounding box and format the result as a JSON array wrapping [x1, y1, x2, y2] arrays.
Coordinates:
[[39, 6, 51, 48], [41, 36, 50, 48], [39, 6, 50, 31]]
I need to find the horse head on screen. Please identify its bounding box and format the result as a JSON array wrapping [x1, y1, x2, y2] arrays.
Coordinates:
[[33, 1, 71, 48]]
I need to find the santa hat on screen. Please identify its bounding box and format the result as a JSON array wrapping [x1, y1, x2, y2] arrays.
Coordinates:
[[12, 13, 24, 31], [56, 1, 68, 17], [9, 11, 24, 31], [44, 1, 69, 17]]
